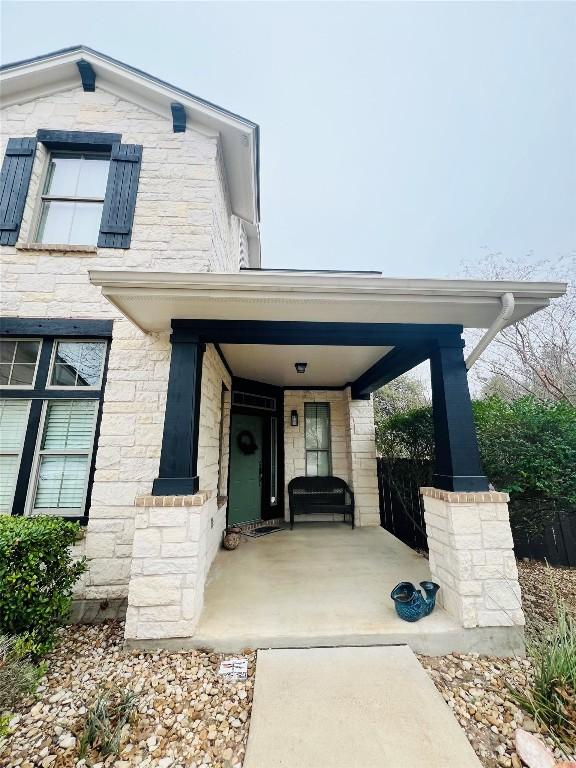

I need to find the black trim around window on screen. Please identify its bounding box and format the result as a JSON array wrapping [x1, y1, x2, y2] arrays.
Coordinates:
[[37, 129, 122, 153], [1, 319, 113, 524]]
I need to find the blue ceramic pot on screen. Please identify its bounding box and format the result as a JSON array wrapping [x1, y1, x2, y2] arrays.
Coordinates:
[[390, 581, 441, 622], [419, 581, 440, 616], [390, 582, 426, 622]]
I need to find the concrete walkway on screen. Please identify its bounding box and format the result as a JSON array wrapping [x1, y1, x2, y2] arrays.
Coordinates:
[[243, 645, 482, 768]]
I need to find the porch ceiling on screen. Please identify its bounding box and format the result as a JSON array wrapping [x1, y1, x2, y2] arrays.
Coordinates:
[[89, 270, 566, 334], [221, 343, 393, 387]]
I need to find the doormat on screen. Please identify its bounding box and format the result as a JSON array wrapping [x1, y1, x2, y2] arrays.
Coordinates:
[[244, 525, 286, 538]]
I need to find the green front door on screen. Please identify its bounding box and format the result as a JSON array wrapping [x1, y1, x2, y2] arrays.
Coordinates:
[[228, 413, 263, 525]]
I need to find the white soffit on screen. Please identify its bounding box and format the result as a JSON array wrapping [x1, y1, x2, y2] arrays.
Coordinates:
[[89, 270, 567, 334], [0, 46, 259, 225], [221, 344, 393, 387]]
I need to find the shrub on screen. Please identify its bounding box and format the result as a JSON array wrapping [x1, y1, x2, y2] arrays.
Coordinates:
[[79, 686, 138, 759], [510, 602, 576, 753], [0, 516, 86, 656], [0, 635, 45, 736], [375, 395, 576, 534]]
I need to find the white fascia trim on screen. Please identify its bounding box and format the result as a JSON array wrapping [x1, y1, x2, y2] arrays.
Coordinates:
[[88, 270, 566, 302]]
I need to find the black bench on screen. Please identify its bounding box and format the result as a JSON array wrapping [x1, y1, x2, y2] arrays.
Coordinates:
[[288, 476, 355, 529]]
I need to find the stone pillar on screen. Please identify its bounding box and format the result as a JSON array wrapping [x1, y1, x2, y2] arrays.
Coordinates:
[[124, 491, 222, 647], [421, 487, 524, 629], [347, 391, 380, 527]]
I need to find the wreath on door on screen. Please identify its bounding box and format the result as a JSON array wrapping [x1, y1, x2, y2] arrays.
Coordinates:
[[237, 430, 258, 455]]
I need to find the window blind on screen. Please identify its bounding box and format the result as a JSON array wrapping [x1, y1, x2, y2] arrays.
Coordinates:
[[32, 399, 97, 513], [41, 400, 97, 450], [0, 400, 30, 512]]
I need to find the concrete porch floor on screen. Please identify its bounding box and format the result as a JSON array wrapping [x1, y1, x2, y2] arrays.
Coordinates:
[[195, 524, 520, 655]]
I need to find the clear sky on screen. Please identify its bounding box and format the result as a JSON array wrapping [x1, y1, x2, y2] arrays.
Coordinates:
[[2, 1, 575, 277]]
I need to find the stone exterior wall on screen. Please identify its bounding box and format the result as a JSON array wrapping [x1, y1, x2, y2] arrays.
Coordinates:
[[1, 85, 242, 606], [345, 392, 381, 527], [421, 488, 525, 629], [283, 389, 380, 527], [125, 492, 225, 644]]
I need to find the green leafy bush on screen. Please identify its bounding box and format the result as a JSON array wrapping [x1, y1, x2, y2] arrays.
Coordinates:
[[0, 516, 86, 656], [473, 397, 576, 509], [0, 635, 46, 736], [375, 395, 576, 534]]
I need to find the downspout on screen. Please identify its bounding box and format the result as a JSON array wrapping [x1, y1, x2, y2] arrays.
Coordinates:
[[465, 292, 515, 370]]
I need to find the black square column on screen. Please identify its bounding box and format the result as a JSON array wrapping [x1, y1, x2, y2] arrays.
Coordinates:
[[430, 342, 488, 492], [152, 333, 205, 496]]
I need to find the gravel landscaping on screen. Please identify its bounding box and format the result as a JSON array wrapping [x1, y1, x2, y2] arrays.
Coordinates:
[[420, 560, 576, 768], [1, 560, 574, 768], [0, 622, 255, 768]]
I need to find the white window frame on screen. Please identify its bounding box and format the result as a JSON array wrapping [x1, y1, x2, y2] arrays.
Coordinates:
[[25, 398, 99, 517], [35, 150, 110, 247], [0, 338, 42, 390], [0, 399, 32, 513], [46, 338, 106, 391]]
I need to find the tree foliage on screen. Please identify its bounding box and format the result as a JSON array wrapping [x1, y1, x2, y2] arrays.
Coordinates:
[[375, 395, 576, 533], [462, 252, 575, 405]]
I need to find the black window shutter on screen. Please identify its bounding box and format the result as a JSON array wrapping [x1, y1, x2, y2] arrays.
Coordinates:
[[0, 137, 37, 246], [98, 143, 143, 249]]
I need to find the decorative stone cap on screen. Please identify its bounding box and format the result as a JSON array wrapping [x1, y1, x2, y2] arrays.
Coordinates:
[[135, 491, 211, 507], [420, 487, 509, 503]]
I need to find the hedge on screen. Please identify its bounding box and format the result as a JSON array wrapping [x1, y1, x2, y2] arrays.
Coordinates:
[[0, 516, 86, 656]]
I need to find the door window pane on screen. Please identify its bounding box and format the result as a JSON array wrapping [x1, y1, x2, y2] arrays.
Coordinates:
[[0, 340, 40, 386], [0, 400, 30, 512], [50, 341, 106, 387]]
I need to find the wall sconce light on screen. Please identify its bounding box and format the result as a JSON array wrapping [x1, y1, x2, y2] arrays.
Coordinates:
[[295, 362, 308, 374], [291, 410, 298, 427]]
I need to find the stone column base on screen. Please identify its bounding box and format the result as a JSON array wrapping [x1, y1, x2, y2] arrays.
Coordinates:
[[124, 491, 225, 645], [421, 487, 525, 629]]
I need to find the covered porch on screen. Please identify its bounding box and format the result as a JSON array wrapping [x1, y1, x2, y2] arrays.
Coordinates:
[[89, 269, 559, 652], [194, 524, 524, 655]]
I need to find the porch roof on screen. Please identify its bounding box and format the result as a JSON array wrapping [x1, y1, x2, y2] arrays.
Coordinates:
[[90, 269, 565, 333]]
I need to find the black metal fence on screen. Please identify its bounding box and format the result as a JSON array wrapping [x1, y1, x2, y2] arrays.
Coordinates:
[[376, 458, 430, 551], [376, 457, 576, 567]]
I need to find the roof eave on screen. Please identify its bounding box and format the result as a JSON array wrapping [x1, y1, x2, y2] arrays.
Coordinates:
[[0, 45, 261, 225]]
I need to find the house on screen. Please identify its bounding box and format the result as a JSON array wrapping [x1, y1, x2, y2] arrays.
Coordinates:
[[0, 46, 566, 654]]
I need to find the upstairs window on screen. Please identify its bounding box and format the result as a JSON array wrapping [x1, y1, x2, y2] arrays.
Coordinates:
[[36, 152, 110, 246], [304, 402, 332, 477]]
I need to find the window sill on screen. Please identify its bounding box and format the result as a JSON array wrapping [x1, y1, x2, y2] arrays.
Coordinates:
[[16, 242, 97, 254]]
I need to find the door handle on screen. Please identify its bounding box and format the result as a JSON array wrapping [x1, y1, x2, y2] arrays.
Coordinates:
[[259, 461, 262, 486]]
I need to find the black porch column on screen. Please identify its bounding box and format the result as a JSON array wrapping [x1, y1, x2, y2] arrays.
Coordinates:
[[152, 333, 205, 496], [430, 342, 488, 492]]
